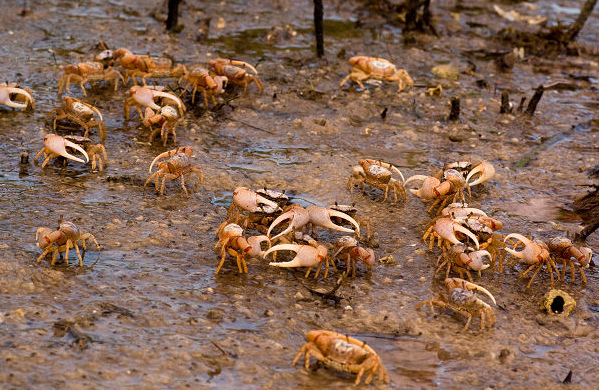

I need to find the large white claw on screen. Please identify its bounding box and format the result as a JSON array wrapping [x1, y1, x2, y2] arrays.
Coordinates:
[[46, 134, 89, 163], [267, 205, 310, 241], [404, 175, 441, 200], [306, 206, 360, 237], [264, 244, 325, 268], [466, 161, 495, 186]]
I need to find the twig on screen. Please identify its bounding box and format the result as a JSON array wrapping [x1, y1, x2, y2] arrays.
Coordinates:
[[166, 0, 182, 31], [313, 0, 324, 57], [524, 85, 544, 116], [448, 96, 460, 121], [565, 0, 597, 42]]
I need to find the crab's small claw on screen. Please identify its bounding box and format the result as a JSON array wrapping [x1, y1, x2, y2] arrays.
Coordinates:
[[445, 277, 496, 305], [466, 161, 495, 186], [267, 205, 310, 241], [45, 134, 89, 164], [306, 206, 361, 237]]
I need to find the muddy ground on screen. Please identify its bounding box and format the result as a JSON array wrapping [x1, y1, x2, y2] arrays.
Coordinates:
[[0, 0, 598, 389]]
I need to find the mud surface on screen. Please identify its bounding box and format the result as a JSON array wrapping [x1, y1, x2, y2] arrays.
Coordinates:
[[1, 0, 598, 388]]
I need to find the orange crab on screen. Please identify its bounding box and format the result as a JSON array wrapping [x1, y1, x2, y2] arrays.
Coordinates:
[[144, 146, 203, 197], [340, 56, 413, 92], [58, 61, 124, 96], [208, 58, 263, 94]]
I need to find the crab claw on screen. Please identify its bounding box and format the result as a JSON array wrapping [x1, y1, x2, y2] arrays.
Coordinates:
[[267, 204, 310, 241], [264, 244, 327, 268], [1, 86, 35, 109], [464, 250, 492, 271], [466, 161, 495, 186], [306, 206, 360, 237], [445, 277, 496, 305], [214, 76, 228, 93], [152, 90, 186, 115], [434, 217, 479, 250], [45, 134, 89, 164], [130, 86, 161, 111], [232, 187, 279, 213], [504, 233, 549, 265], [246, 235, 271, 257], [228, 60, 258, 75], [404, 175, 442, 200]]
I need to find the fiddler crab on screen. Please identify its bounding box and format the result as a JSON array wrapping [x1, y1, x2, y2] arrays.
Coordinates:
[[144, 146, 203, 197], [214, 223, 270, 274], [124, 85, 185, 120], [34, 134, 89, 169], [503, 233, 558, 288], [208, 58, 263, 94], [417, 277, 497, 331], [547, 236, 592, 285], [333, 235, 375, 277], [405, 160, 495, 213], [113, 48, 187, 86], [340, 56, 413, 92], [293, 330, 389, 385], [179, 65, 228, 107], [141, 105, 182, 147], [58, 61, 124, 96], [47, 96, 107, 141], [36, 219, 100, 266], [347, 159, 406, 204], [0, 82, 35, 110], [423, 216, 480, 251], [435, 243, 491, 282]]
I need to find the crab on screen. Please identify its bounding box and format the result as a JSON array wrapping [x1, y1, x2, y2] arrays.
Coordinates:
[[0, 82, 35, 110], [34, 134, 89, 169], [214, 223, 270, 274], [404, 168, 469, 213], [293, 330, 389, 385], [546, 236, 592, 285], [47, 96, 107, 141], [64, 135, 108, 171], [124, 85, 185, 120], [417, 278, 497, 330], [340, 56, 413, 92], [423, 216, 480, 251], [263, 242, 332, 279], [435, 243, 491, 281], [332, 236, 375, 277], [504, 233, 558, 288], [208, 58, 263, 94], [179, 65, 228, 106], [58, 61, 124, 96], [144, 146, 203, 197], [113, 48, 187, 85], [36, 220, 100, 266], [141, 106, 182, 147], [347, 159, 406, 203]]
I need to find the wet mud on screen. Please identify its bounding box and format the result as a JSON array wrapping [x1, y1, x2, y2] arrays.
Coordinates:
[[1, 0, 598, 388]]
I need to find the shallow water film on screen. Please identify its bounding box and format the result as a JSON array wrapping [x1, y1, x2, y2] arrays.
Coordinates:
[[1, 0, 598, 388]]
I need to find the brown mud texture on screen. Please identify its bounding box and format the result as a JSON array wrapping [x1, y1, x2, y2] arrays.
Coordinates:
[[1, 0, 598, 389]]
